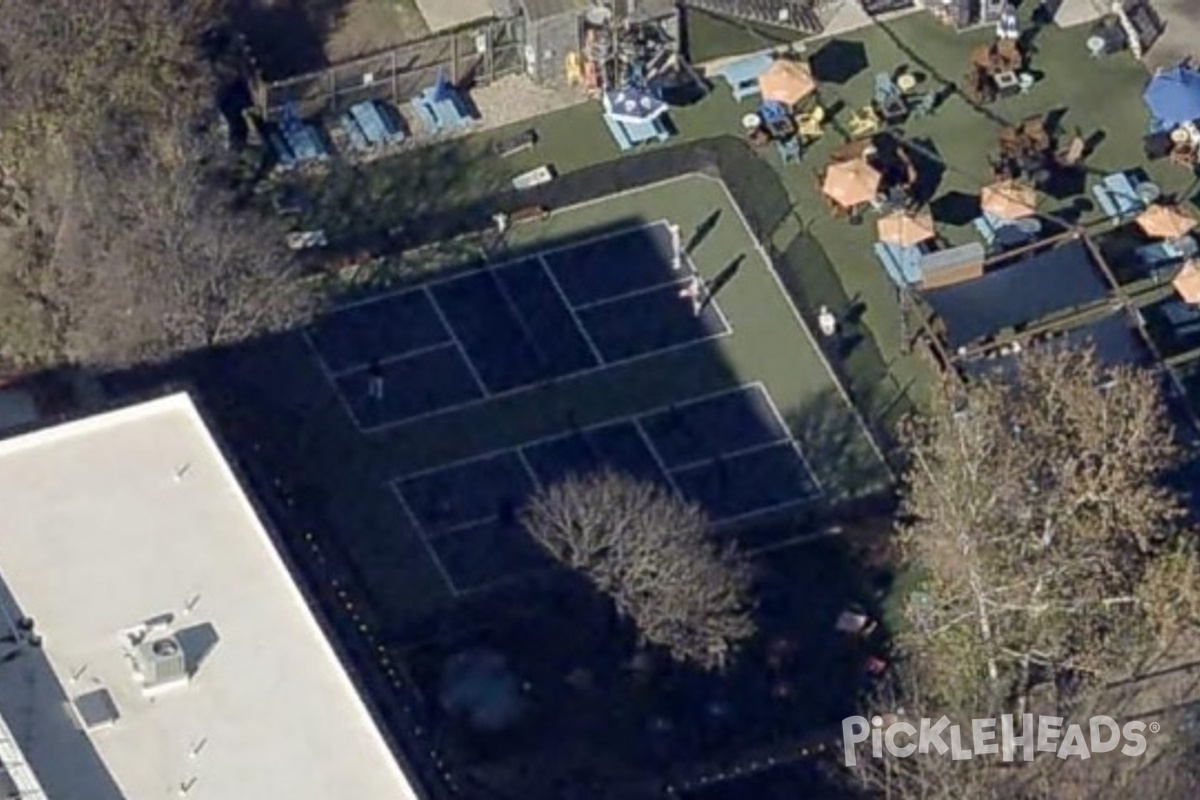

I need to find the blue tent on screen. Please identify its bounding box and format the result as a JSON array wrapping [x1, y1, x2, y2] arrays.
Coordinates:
[[1143, 66, 1200, 130]]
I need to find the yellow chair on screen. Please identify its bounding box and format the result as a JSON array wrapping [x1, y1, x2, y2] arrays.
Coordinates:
[[848, 106, 880, 138], [796, 105, 826, 141]]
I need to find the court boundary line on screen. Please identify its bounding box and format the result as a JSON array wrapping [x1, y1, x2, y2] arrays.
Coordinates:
[[388, 483, 462, 597], [423, 285, 490, 397], [536, 253, 605, 365], [701, 174, 894, 478], [301, 329, 370, 434], [324, 219, 674, 315], [633, 417, 684, 496], [758, 385, 825, 496], [329, 339, 457, 378], [308, 217, 734, 433], [440, 489, 826, 597], [665, 439, 801, 476], [390, 382, 772, 483], [355, 326, 734, 433]]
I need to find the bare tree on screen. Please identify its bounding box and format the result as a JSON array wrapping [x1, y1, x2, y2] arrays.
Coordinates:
[[895, 348, 1200, 709], [522, 469, 756, 671], [0, 0, 219, 167]]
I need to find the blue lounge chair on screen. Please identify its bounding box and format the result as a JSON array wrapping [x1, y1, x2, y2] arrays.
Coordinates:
[[1092, 171, 1144, 223], [873, 241, 924, 287]]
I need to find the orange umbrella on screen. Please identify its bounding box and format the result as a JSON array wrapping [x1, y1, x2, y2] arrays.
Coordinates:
[[758, 60, 817, 106], [822, 159, 882, 208], [877, 210, 936, 247], [1173, 259, 1200, 304], [980, 179, 1037, 220], [1136, 204, 1196, 239]]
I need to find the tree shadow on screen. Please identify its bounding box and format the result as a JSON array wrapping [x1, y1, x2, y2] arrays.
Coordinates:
[[930, 190, 982, 226], [228, 0, 354, 81], [785, 388, 893, 507], [809, 40, 869, 85]]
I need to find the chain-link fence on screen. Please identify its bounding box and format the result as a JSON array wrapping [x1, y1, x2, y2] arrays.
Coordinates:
[[245, 17, 526, 123]]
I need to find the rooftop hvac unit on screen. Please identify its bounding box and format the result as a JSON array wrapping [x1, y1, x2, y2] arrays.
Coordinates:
[[134, 634, 188, 692]]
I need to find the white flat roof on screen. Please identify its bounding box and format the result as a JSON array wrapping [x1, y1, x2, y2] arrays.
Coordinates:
[[0, 394, 419, 800]]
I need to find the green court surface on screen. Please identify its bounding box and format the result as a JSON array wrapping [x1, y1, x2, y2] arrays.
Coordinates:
[[248, 173, 890, 626]]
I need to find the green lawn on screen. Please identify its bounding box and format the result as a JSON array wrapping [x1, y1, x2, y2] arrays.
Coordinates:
[[291, 11, 1192, 458]]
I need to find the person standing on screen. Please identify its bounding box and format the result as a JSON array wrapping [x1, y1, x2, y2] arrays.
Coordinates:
[[367, 359, 385, 401], [817, 305, 838, 338]]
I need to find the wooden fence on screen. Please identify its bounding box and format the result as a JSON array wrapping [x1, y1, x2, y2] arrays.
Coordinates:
[[244, 17, 526, 122]]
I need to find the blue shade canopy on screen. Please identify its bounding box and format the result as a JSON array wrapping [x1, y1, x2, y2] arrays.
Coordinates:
[[603, 86, 668, 124], [1143, 66, 1200, 129]]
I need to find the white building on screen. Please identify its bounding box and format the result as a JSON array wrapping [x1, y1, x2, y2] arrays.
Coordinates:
[[0, 393, 421, 800]]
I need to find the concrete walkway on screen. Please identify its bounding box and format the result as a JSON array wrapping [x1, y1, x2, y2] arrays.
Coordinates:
[[1145, 0, 1200, 70]]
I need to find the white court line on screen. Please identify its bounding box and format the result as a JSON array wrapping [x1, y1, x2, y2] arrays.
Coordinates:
[[300, 329, 369, 434], [536, 253, 605, 365], [330, 340, 457, 378], [389, 483, 461, 597], [758, 383, 826, 496], [514, 447, 543, 489], [569, 273, 694, 313], [664, 438, 795, 476], [423, 285, 490, 397], [701, 174, 893, 478], [452, 565, 554, 597], [324, 219, 672, 314], [388, 382, 769, 483], [357, 327, 734, 433], [633, 418, 684, 497], [422, 514, 502, 541]]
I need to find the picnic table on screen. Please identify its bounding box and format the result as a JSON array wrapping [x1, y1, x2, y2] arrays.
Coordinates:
[[603, 113, 669, 151], [512, 166, 554, 190], [873, 241, 925, 286], [493, 129, 537, 158], [708, 53, 774, 101], [412, 85, 474, 134]]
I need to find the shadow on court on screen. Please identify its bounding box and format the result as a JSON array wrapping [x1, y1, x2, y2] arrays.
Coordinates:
[[97, 207, 898, 800]]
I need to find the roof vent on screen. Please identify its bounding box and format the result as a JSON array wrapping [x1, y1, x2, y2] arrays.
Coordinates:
[[73, 687, 120, 730]]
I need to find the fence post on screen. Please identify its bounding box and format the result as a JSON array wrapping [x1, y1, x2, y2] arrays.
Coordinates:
[[390, 50, 399, 106]]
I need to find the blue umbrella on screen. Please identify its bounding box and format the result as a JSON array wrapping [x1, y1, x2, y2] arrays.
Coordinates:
[[603, 87, 668, 125], [1144, 66, 1200, 130]]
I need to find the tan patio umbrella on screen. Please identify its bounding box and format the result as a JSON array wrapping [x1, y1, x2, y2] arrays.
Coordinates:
[[758, 59, 817, 106], [1136, 203, 1196, 239], [822, 158, 882, 208], [980, 179, 1037, 220], [877, 210, 936, 247], [1173, 259, 1200, 304]]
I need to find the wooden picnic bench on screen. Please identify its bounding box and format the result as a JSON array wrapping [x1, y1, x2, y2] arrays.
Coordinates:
[[493, 129, 537, 157]]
